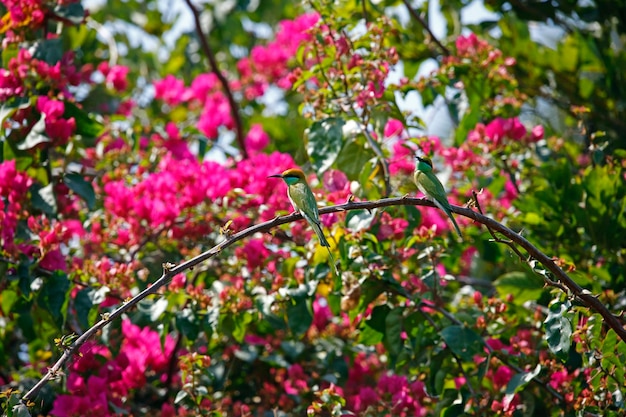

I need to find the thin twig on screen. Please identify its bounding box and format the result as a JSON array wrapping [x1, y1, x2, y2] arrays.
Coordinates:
[[183, 0, 248, 159], [401, 0, 450, 56], [20, 196, 626, 403]]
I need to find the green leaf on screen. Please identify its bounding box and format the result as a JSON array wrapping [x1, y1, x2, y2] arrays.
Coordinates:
[[428, 353, 446, 396], [306, 117, 344, 175], [287, 295, 312, 337], [176, 308, 200, 341], [346, 209, 377, 233], [37, 271, 70, 329], [367, 305, 391, 332], [544, 299, 572, 361], [440, 325, 485, 362], [33, 38, 64, 65], [0, 96, 31, 128], [64, 101, 104, 139], [384, 308, 403, 357], [359, 321, 385, 345], [356, 279, 386, 313], [504, 364, 542, 407], [174, 390, 189, 404], [18, 114, 50, 151], [1, 289, 18, 315], [30, 183, 57, 215], [222, 311, 252, 343], [334, 139, 375, 181], [495, 271, 545, 304], [63, 172, 96, 210], [74, 288, 94, 329], [2, 43, 19, 68], [53, 3, 85, 24]]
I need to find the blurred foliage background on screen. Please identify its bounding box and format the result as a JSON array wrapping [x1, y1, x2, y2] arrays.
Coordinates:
[[1, 0, 625, 416]]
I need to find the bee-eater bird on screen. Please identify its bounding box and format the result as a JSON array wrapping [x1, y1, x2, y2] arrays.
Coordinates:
[[269, 168, 337, 273], [413, 156, 463, 238]]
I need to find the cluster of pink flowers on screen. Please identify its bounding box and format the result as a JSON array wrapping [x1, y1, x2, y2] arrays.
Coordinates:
[[37, 96, 76, 144], [0, 49, 84, 101], [26, 216, 84, 271], [152, 13, 318, 140], [99, 151, 297, 250], [97, 62, 130, 92], [0, 0, 46, 43], [454, 33, 491, 58], [0, 160, 33, 255], [153, 73, 233, 140], [237, 13, 319, 96], [341, 352, 427, 415], [50, 320, 177, 417], [0, 161, 88, 271], [468, 117, 545, 151]]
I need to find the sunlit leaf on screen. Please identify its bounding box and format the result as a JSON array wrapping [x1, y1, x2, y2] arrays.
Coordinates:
[[306, 117, 345, 175], [544, 299, 572, 361]]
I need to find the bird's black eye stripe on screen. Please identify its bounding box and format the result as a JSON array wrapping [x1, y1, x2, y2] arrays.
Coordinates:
[[284, 174, 300, 179]]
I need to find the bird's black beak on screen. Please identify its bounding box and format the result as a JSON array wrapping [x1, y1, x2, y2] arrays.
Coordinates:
[[268, 174, 283, 179]]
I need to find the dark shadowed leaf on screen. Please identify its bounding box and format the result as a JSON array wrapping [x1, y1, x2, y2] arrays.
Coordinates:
[[385, 308, 403, 357], [287, 295, 312, 337], [64, 172, 96, 210], [37, 271, 70, 329], [441, 325, 484, 361], [64, 101, 104, 139]]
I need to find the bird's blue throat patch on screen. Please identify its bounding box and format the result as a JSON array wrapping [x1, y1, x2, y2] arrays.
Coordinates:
[[283, 176, 300, 185]]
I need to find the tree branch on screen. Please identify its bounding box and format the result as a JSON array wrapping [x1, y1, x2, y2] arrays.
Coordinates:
[[401, 0, 450, 56], [183, 0, 248, 159], [20, 196, 626, 404]]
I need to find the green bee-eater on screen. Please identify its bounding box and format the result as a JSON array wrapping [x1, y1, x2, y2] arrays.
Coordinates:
[[269, 168, 337, 273], [414, 156, 463, 238]]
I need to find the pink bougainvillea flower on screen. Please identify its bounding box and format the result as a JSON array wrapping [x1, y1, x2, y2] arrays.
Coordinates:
[[105, 64, 130, 91], [153, 74, 186, 106], [384, 118, 404, 139], [245, 124, 270, 154]]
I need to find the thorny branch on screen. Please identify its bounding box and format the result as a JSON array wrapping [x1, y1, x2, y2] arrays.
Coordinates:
[[183, 0, 248, 159], [20, 196, 626, 404]]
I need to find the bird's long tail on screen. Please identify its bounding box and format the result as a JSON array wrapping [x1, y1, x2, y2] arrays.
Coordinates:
[[431, 199, 463, 239], [446, 208, 463, 239], [311, 220, 330, 247], [311, 220, 339, 277]]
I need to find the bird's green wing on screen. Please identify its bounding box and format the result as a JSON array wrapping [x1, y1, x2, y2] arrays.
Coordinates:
[[415, 171, 463, 238], [288, 183, 321, 222], [415, 171, 451, 210]]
